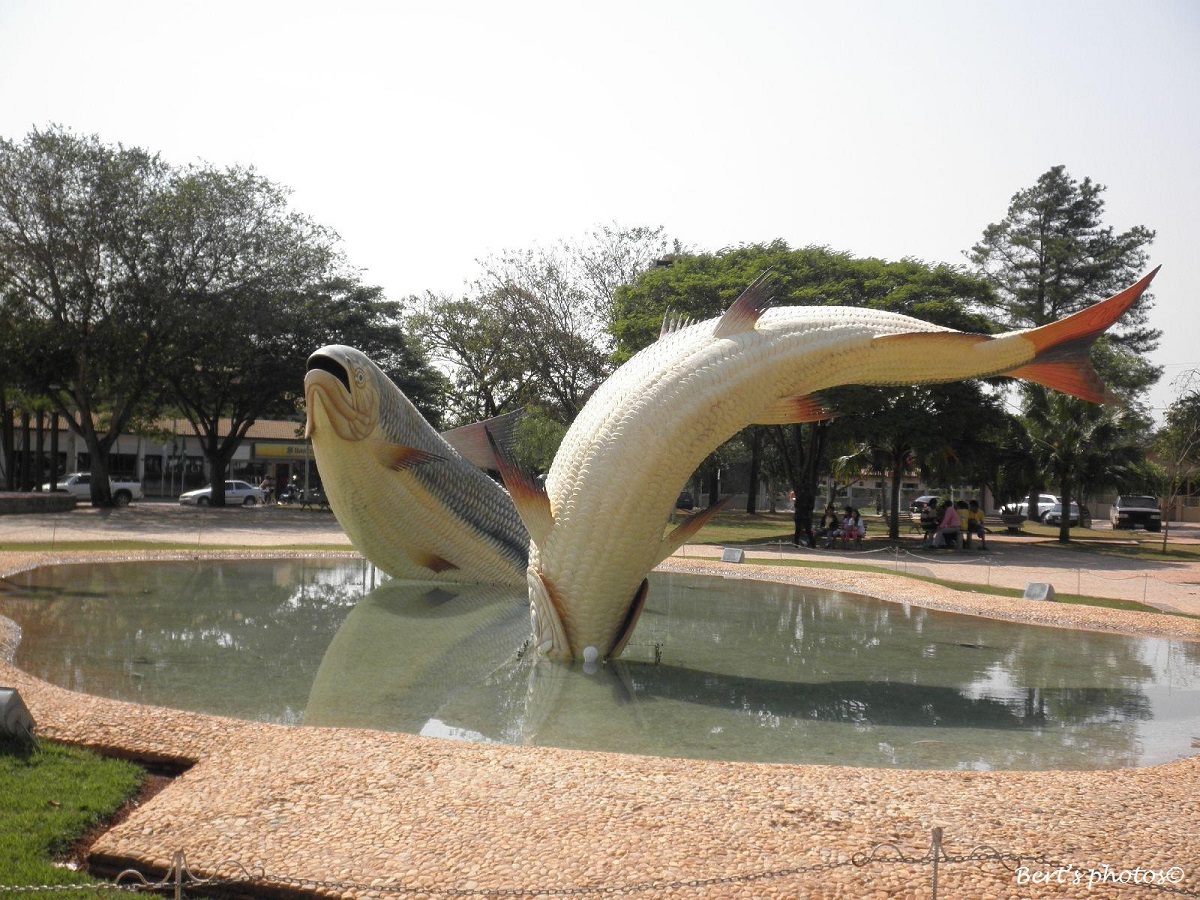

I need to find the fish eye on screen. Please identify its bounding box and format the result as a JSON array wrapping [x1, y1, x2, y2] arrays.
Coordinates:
[[355, 368, 366, 386]]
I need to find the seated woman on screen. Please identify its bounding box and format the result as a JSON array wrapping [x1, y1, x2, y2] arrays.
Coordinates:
[[816, 504, 840, 548], [933, 500, 962, 549], [841, 507, 866, 549]]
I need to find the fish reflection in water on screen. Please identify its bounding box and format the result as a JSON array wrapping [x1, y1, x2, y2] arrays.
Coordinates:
[[304, 576, 1163, 769]]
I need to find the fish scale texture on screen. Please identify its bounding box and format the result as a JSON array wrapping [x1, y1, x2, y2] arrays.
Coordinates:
[[534, 307, 1036, 657]]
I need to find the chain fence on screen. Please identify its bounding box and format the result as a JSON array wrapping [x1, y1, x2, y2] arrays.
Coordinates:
[[0, 828, 1195, 899]]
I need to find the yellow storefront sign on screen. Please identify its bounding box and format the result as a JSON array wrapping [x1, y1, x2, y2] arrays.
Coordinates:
[[254, 443, 310, 459]]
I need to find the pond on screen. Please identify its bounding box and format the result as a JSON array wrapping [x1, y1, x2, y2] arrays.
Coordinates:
[[2, 559, 1197, 770]]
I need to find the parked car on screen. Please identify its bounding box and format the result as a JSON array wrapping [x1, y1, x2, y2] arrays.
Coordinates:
[[1002, 494, 1059, 521], [41, 472, 143, 506], [1043, 502, 1092, 528], [179, 480, 266, 507], [1110, 495, 1162, 532], [909, 494, 940, 515], [675, 490, 694, 510]]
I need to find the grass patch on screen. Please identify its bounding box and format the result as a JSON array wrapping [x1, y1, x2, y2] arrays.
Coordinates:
[[734, 555, 1184, 616], [0, 737, 142, 894]]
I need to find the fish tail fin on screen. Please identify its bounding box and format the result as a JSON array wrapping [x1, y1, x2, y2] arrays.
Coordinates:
[[485, 427, 553, 547], [1006, 267, 1159, 403]]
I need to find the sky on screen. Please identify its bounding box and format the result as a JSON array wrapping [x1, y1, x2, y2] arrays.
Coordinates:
[[2, 0, 1197, 418]]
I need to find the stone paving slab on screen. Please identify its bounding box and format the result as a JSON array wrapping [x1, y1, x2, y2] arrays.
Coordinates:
[[2, 510, 1200, 898]]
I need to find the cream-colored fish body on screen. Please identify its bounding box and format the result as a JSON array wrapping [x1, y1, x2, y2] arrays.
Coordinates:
[[506, 271, 1157, 659], [305, 345, 528, 585]]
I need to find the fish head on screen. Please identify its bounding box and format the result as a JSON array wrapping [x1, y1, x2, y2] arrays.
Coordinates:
[[305, 345, 381, 442]]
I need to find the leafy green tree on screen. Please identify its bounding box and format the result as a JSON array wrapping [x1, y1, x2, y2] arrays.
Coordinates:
[[968, 165, 1157, 353], [152, 163, 341, 505], [1154, 371, 1200, 551], [612, 242, 998, 542], [410, 224, 674, 426], [1023, 391, 1145, 542], [0, 126, 179, 505], [967, 165, 1160, 524]]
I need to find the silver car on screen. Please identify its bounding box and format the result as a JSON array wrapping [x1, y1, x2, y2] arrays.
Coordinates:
[[179, 480, 266, 507]]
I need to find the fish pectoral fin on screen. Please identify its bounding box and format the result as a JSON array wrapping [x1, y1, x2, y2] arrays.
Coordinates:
[[608, 578, 650, 659], [412, 551, 459, 574], [371, 441, 446, 472], [753, 393, 836, 425], [658, 496, 734, 563], [712, 271, 775, 339], [1004, 267, 1160, 404], [486, 427, 554, 547], [440, 409, 524, 470]]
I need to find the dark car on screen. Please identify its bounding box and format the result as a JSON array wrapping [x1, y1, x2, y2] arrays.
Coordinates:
[[1110, 495, 1162, 532], [909, 494, 939, 515], [1043, 502, 1092, 528], [675, 490, 694, 510]]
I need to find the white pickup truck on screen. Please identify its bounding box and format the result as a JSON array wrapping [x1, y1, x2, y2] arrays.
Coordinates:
[[43, 472, 144, 506]]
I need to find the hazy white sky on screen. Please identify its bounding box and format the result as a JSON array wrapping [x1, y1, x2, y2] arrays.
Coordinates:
[[2, 0, 1196, 416]]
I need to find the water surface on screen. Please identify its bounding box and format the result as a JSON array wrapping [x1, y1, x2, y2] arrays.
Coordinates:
[[2, 559, 1197, 770]]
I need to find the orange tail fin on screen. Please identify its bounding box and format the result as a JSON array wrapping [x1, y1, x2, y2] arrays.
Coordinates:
[[1006, 267, 1159, 403]]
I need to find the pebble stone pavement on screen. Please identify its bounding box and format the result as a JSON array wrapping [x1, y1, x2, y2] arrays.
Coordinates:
[[2, 504, 1199, 899]]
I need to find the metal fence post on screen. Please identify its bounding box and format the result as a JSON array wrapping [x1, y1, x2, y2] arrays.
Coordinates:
[[930, 826, 943, 900]]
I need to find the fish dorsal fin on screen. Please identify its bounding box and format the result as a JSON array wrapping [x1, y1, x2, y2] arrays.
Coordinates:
[[657, 496, 733, 563], [754, 394, 836, 425], [370, 441, 446, 471], [485, 426, 554, 547], [658, 309, 695, 340], [440, 409, 524, 470], [1004, 267, 1160, 404], [712, 272, 775, 339]]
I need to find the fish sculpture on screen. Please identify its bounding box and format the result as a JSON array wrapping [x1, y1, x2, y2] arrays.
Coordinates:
[[304, 345, 528, 585], [492, 268, 1160, 660]]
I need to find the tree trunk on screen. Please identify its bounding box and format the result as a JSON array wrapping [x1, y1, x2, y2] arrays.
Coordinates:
[[0, 386, 13, 490], [49, 412, 60, 489], [1025, 485, 1043, 523], [1057, 477, 1071, 544], [18, 410, 30, 490], [83, 431, 116, 506], [746, 427, 762, 514], [888, 451, 905, 540], [35, 410, 45, 489], [207, 430, 228, 507]]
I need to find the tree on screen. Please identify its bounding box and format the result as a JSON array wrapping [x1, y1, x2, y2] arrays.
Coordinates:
[[0, 126, 179, 506], [1022, 391, 1146, 543], [968, 165, 1157, 354], [410, 224, 675, 426], [967, 166, 1160, 526], [154, 163, 339, 506], [1154, 371, 1200, 552], [612, 242, 998, 542]]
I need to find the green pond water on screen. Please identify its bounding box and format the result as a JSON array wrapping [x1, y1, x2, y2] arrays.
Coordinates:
[[2, 559, 1197, 770]]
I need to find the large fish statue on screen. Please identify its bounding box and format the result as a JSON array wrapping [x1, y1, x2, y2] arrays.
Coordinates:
[[492, 268, 1160, 660], [305, 345, 528, 585]]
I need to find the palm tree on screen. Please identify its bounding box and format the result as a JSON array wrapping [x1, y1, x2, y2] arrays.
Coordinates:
[[1022, 388, 1144, 542]]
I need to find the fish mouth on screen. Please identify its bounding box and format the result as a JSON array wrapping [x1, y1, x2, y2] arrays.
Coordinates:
[[306, 352, 352, 394], [304, 348, 375, 442]]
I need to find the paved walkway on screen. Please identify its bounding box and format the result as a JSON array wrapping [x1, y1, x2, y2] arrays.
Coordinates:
[[2, 505, 1199, 899]]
